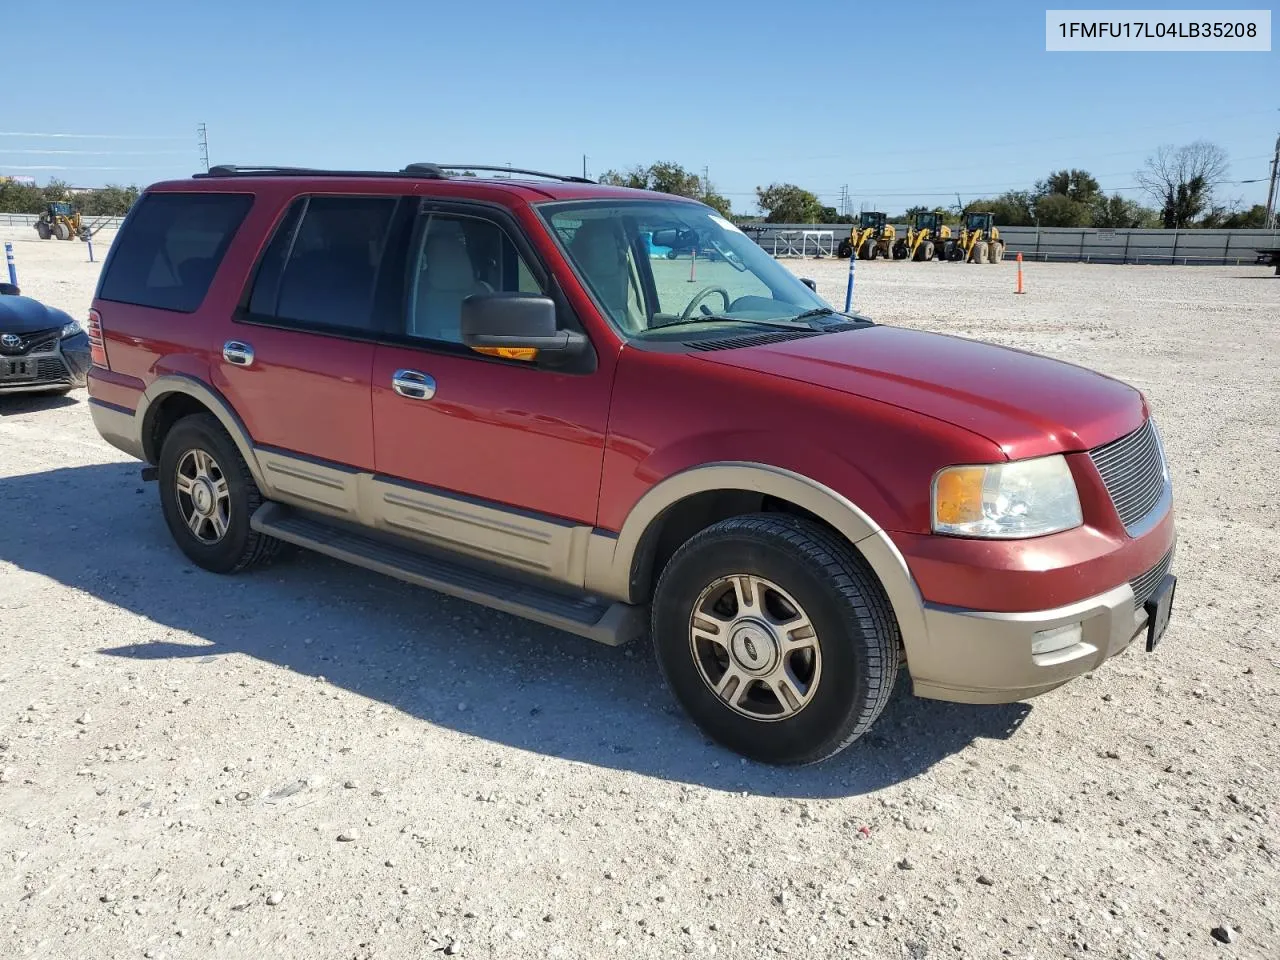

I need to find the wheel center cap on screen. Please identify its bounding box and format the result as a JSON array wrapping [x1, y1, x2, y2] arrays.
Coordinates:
[[729, 620, 779, 675], [191, 479, 214, 516]]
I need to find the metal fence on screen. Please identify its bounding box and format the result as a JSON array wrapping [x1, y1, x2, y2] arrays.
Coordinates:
[[0, 213, 125, 230], [741, 223, 1280, 265]]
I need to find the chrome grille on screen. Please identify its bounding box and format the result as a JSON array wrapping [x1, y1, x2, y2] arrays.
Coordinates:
[[1090, 419, 1167, 532], [1130, 547, 1174, 609]]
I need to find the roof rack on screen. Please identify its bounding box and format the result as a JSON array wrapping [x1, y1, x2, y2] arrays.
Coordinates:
[[419, 163, 594, 184], [197, 164, 447, 179], [196, 163, 593, 184]]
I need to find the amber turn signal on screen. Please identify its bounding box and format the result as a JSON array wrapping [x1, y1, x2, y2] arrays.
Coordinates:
[[933, 466, 986, 526], [471, 346, 538, 362]]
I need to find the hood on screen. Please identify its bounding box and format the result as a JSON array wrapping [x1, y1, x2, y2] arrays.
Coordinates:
[[701, 325, 1145, 458], [0, 295, 74, 335]]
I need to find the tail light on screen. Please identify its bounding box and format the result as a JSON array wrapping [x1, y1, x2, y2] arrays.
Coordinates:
[[86, 308, 110, 368]]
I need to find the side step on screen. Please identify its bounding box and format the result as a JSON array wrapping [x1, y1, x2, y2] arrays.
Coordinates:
[[250, 502, 645, 647]]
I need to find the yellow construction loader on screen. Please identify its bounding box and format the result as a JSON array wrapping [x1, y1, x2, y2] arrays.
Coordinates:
[[952, 211, 1004, 263], [837, 211, 896, 260], [892, 211, 953, 262], [34, 201, 89, 241]]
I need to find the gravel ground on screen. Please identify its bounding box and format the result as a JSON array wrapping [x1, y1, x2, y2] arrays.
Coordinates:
[[2, 227, 1279, 960]]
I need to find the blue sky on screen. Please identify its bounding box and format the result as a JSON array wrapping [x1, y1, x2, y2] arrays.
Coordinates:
[[4, 0, 1276, 214]]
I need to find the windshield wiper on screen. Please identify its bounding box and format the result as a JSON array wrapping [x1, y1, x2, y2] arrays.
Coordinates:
[[648, 315, 819, 333]]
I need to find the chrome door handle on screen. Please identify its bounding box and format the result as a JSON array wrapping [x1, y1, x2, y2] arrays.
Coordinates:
[[223, 340, 255, 367], [392, 368, 436, 400]]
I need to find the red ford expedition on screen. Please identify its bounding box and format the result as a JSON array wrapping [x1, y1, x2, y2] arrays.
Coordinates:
[[85, 164, 1176, 765]]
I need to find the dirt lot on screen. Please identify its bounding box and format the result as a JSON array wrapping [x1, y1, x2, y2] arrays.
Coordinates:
[[2, 228, 1279, 960]]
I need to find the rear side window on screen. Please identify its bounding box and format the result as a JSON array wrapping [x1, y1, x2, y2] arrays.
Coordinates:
[[98, 192, 252, 312], [247, 196, 397, 333]]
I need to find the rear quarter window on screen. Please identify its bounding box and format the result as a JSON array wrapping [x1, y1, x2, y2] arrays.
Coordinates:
[[98, 192, 253, 312]]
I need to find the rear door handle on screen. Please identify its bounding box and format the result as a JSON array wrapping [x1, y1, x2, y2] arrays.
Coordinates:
[[223, 340, 255, 367], [392, 368, 436, 400]]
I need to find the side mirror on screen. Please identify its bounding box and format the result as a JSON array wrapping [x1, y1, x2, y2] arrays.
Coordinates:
[[460, 292, 587, 362], [799, 278, 817, 292], [0, 282, 20, 296]]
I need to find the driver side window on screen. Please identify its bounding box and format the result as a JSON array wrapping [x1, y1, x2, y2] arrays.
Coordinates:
[[405, 213, 542, 344]]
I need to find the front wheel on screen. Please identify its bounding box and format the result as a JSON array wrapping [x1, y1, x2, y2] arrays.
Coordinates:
[[651, 514, 901, 765]]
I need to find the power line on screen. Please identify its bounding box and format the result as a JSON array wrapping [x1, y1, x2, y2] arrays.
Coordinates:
[[0, 149, 191, 156], [0, 131, 187, 140]]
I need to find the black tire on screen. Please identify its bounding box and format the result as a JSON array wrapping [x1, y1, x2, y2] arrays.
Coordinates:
[[651, 513, 901, 765], [54, 221, 71, 241], [947, 243, 964, 262], [858, 240, 875, 260], [35, 221, 51, 240], [917, 241, 935, 262], [157, 412, 285, 574], [836, 240, 853, 259]]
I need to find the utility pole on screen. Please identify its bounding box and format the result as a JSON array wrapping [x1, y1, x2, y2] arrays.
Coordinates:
[[583, 154, 588, 179], [1265, 132, 1280, 230], [703, 164, 710, 198], [197, 123, 209, 172]]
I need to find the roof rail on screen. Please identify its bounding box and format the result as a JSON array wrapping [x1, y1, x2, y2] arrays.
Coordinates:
[[196, 164, 448, 180], [194, 163, 594, 184], [424, 163, 595, 184]]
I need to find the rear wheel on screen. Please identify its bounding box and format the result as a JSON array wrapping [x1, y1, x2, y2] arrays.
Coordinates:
[[651, 514, 901, 765], [158, 413, 285, 574], [946, 242, 963, 262]]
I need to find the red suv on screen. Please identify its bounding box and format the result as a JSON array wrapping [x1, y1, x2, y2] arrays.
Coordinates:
[[86, 164, 1176, 765]]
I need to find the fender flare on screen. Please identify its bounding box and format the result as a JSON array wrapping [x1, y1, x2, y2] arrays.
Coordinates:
[[586, 461, 928, 652], [137, 374, 267, 490]]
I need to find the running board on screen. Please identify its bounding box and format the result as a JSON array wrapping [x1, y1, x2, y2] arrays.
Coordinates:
[[250, 502, 644, 647]]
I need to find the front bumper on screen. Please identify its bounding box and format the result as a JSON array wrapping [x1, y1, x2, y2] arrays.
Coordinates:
[[910, 577, 1159, 703], [0, 333, 90, 393]]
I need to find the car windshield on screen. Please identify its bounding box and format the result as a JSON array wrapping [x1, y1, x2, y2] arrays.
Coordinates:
[[540, 199, 838, 337]]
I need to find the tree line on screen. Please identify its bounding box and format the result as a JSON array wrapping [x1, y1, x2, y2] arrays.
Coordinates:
[[0, 179, 141, 217], [601, 140, 1271, 229], [4, 139, 1270, 229]]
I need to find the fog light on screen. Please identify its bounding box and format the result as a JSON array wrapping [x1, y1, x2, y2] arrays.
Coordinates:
[[1032, 622, 1083, 656]]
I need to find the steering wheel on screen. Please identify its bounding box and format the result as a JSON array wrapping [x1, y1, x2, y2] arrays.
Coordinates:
[[681, 285, 732, 320]]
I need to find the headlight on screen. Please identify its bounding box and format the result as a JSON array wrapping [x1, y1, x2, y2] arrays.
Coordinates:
[[932, 454, 1082, 539], [60, 320, 82, 339]]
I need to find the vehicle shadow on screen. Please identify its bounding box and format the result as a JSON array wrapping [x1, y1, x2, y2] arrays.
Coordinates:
[[0, 391, 79, 414], [0, 462, 1031, 798]]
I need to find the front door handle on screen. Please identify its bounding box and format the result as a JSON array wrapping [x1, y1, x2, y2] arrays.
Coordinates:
[[392, 368, 436, 400], [223, 340, 255, 367]]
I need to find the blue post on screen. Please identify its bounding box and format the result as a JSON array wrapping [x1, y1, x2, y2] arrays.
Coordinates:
[[4, 241, 15, 287], [843, 249, 855, 312], [87, 235, 95, 263]]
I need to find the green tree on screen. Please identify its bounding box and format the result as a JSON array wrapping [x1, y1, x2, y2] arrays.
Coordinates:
[[1033, 192, 1092, 227], [1091, 193, 1158, 228], [1037, 168, 1102, 205], [755, 183, 825, 223], [964, 191, 1035, 226], [598, 161, 732, 216], [1200, 203, 1268, 229], [1136, 141, 1229, 228], [75, 185, 141, 217]]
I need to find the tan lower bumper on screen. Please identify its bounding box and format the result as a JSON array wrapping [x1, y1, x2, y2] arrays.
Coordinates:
[[909, 582, 1150, 704], [89, 399, 145, 462]]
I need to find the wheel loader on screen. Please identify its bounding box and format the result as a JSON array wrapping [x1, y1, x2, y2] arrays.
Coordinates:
[[837, 211, 896, 260], [34, 201, 89, 241], [952, 211, 1004, 263], [892, 211, 953, 262]]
